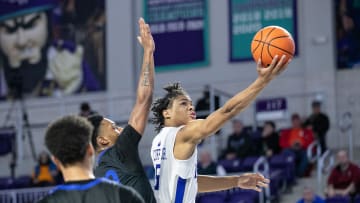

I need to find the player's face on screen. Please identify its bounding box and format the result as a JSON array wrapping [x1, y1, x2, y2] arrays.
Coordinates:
[[0, 12, 48, 68], [166, 95, 196, 126], [100, 118, 123, 147]]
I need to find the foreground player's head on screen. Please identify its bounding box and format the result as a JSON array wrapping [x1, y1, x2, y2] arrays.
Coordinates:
[[151, 82, 195, 132], [87, 115, 123, 153], [45, 115, 95, 170]]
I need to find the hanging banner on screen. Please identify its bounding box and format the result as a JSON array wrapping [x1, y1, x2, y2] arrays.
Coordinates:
[[0, 0, 107, 100], [144, 0, 209, 71], [256, 97, 287, 121], [229, 0, 297, 62]]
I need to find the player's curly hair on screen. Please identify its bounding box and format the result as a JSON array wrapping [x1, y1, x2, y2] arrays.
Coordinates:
[[151, 82, 188, 132]]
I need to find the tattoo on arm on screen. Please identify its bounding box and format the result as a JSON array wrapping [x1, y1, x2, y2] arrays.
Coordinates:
[[142, 63, 150, 86]]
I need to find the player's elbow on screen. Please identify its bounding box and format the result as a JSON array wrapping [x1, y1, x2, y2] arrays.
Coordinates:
[[219, 105, 239, 119]]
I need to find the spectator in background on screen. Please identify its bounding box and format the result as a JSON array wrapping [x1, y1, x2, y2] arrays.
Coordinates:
[[223, 119, 253, 160], [32, 151, 58, 187], [326, 150, 360, 198], [261, 121, 281, 157], [195, 85, 220, 119], [335, 0, 360, 68], [304, 101, 330, 153], [280, 114, 314, 177], [198, 150, 226, 176], [297, 186, 325, 203], [79, 102, 97, 117]]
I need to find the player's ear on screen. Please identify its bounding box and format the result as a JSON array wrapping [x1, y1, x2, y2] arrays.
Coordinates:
[[97, 135, 109, 147], [162, 109, 170, 119], [87, 143, 95, 156]]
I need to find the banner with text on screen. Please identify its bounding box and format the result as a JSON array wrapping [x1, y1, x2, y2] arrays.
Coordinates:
[[229, 0, 297, 62], [144, 0, 209, 71]]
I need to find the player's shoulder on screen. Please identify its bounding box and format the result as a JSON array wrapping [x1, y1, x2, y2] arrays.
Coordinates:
[[122, 124, 142, 136]]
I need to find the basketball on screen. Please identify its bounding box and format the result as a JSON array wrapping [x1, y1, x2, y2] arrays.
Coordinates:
[[251, 26, 295, 67]]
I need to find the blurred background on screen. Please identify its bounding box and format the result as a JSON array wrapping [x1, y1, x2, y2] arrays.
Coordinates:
[[0, 0, 360, 202]]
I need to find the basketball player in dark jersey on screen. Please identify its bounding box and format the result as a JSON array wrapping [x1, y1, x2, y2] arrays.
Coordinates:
[[38, 115, 144, 203], [87, 18, 156, 202]]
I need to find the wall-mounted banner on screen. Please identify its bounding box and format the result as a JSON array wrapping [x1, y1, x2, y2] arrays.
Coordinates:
[[144, 0, 209, 71], [255, 97, 287, 121], [0, 0, 107, 100], [229, 0, 297, 62]]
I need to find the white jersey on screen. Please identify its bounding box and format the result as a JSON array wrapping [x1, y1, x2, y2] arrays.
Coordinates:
[[151, 126, 198, 203]]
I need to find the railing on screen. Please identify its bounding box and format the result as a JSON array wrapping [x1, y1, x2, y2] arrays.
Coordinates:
[[307, 141, 322, 163], [0, 186, 52, 203], [253, 156, 270, 203], [317, 150, 334, 192]]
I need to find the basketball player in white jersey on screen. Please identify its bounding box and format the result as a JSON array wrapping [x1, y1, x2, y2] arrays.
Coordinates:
[[150, 55, 290, 203]]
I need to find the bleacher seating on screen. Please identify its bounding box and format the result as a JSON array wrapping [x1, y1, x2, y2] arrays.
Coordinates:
[[326, 196, 351, 203], [218, 159, 243, 173]]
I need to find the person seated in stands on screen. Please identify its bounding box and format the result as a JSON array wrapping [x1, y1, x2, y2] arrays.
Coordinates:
[[79, 102, 97, 117], [325, 150, 360, 198], [260, 121, 281, 157], [195, 85, 220, 119], [198, 150, 226, 176], [32, 151, 58, 187], [280, 114, 314, 177], [223, 119, 253, 160], [297, 186, 325, 203]]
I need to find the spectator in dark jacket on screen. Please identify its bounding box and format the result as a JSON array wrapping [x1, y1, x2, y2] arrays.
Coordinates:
[[261, 121, 281, 157], [198, 150, 226, 175], [195, 85, 220, 119], [304, 101, 330, 153], [79, 102, 97, 117], [224, 119, 253, 160]]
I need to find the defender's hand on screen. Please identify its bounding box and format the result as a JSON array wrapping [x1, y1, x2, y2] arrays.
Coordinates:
[[137, 18, 155, 53]]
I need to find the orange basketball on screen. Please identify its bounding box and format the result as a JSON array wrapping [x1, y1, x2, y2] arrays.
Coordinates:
[[251, 26, 295, 67]]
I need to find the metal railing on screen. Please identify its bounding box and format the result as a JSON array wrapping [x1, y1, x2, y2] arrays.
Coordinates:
[[253, 156, 270, 203], [307, 141, 322, 163], [317, 150, 335, 192], [0, 186, 52, 203]]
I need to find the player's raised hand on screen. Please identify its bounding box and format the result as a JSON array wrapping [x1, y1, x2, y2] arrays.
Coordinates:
[[137, 17, 155, 53], [237, 173, 270, 192], [256, 54, 291, 84]]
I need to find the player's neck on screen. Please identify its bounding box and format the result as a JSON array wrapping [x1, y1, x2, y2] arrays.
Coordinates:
[[61, 164, 95, 182]]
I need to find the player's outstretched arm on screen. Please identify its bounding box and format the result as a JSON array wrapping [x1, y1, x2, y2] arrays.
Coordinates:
[[197, 173, 269, 193], [179, 55, 290, 144], [128, 18, 155, 135]]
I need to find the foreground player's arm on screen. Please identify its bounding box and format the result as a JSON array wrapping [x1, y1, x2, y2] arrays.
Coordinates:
[[128, 18, 155, 135], [180, 55, 289, 144], [197, 173, 269, 193]]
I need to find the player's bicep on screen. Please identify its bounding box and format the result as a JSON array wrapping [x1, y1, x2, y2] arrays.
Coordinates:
[[128, 101, 151, 135]]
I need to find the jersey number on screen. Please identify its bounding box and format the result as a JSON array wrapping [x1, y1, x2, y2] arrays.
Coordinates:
[[154, 164, 161, 190]]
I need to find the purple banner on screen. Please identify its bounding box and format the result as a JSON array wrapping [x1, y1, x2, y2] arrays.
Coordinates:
[[144, 0, 209, 71], [0, 0, 106, 100], [256, 97, 287, 112]]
